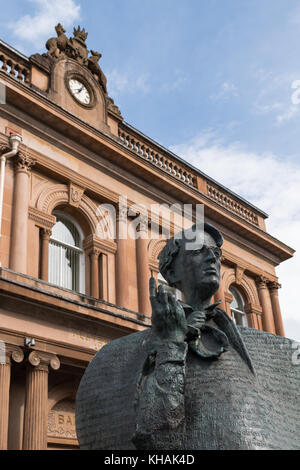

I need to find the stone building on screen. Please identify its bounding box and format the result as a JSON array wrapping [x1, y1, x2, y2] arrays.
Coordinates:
[[0, 26, 294, 450]]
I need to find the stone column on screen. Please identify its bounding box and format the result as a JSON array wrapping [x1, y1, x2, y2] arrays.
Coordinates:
[[99, 253, 108, 301], [23, 351, 60, 450], [136, 216, 151, 316], [89, 249, 100, 299], [115, 206, 129, 308], [10, 153, 36, 274], [256, 276, 276, 334], [0, 345, 24, 450], [224, 291, 233, 318], [40, 229, 51, 282], [214, 260, 226, 310], [269, 282, 285, 337], [244, 303, 260, 329]]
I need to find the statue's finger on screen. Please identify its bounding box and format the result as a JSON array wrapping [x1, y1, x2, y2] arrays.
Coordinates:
[[149, 277, 157, 299], [158, 284, 168, 306], [167, 292, 177, 311]]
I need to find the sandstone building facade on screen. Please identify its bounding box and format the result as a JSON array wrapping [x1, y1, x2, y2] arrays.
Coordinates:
[[0, 26, 294, 450]]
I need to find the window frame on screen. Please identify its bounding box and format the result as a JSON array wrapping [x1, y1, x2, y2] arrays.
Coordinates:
[[229, 285, 248, 327], [49, 211, 85, 294]]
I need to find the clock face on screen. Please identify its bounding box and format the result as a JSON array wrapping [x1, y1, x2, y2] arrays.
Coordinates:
[[68, 78, 91, 105]]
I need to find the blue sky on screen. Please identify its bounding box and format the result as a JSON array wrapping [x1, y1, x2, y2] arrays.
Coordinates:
[[1, 0, 300, 340]]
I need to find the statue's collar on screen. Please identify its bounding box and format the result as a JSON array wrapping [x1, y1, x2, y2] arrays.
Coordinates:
[[179, 300, 222, 319], [178, 300, 255, 375]]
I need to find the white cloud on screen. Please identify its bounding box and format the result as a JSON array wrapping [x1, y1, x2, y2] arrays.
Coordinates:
[[106, 69, 150, 97], [9, 0, 81, 46], [210, 81, 238, 102], [251, 67, 300, 124], [161, 70, 188, 93], [276, 104, 299, 124], [170, 132, 300, 341]]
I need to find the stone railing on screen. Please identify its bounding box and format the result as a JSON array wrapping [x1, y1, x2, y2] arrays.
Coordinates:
[[0, 42, 31, 84], [207, 183, 259, 226], [118, 125, 198, 188]]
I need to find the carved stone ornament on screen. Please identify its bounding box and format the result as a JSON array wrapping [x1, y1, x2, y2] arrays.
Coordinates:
[[269, 281, 282, 293], [256, 275, 269, 289], [69, 183, 85, 208], [235, 266, 245, 285], [40, 24, 109, 96], [15, 152, 36, 173], [28, 351, 60, 372], [48, 399, 77, 440], [106, 97, 122, 118], [0, 144, 10, 155], [2, 344, 25, 365]]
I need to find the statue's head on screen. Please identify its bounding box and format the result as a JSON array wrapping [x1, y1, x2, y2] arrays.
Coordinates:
[[55, 23, 66, 36], [159, 222, 223, 301]]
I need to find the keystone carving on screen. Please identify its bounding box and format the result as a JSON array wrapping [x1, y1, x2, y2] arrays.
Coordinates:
[[69, 183, 85, 208]]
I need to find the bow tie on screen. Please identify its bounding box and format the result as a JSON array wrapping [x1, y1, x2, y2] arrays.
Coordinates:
[[183, 302, 229, 360]]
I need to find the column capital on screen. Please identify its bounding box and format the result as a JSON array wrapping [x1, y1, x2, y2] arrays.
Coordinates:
[[2, 344, 24, 365], [41, 228, 52, 240], [88, 248, 101, 257], [0, 144, 10, 155], [136, 214, 148, 234], [244, 302, 263, 316], [256, 275, 269, 289], [269, 281, 282, 293], [27, 351, 60, 372], [116, 204, 128, 224], [15, 152, 36, 173]]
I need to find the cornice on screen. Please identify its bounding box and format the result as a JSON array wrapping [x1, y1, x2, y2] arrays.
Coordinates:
[[83, 234, 117, 254], [28, 206, 56, 229]]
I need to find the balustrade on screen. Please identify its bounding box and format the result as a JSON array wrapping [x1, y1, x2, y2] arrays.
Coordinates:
[[119, 127, 197, 188], [0, 52, 30, 84]]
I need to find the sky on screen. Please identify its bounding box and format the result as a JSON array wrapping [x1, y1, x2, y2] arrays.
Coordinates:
[[0, 0, 300, 340]]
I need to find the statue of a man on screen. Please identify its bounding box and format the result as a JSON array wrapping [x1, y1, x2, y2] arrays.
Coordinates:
[[76, 223, 300, 450]]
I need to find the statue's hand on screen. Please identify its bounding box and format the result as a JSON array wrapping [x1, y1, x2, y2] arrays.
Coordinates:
[[149, 277, 188, 343], [186, 311, 207, 330]]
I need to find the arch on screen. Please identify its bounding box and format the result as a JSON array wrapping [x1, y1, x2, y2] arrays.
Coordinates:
[[48, 382, 78, 413], [148, 239, 167, 262], [222, 268, 260, 306], [36, 184, 103, 236]]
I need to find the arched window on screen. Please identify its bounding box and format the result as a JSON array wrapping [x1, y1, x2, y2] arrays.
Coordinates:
[[229, 286, 248, 327], [49, 213, 85, 293]]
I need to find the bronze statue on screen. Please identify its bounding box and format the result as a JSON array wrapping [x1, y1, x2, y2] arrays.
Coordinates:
[[76, 223, 300, 450]]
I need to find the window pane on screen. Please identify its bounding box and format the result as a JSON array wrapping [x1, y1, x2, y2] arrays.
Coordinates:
[[49, 217, 83, 293], [229, 286, 248, 327], [230, 286, 244, 311], [51, 218, 81, 247], [232, 311, 244, 326]]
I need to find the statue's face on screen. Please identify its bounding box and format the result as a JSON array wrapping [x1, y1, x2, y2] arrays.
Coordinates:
[[177, 231, 221, 298]]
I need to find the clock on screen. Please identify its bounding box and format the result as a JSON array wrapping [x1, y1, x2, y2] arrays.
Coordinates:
[[67, 76, 94, 107]]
